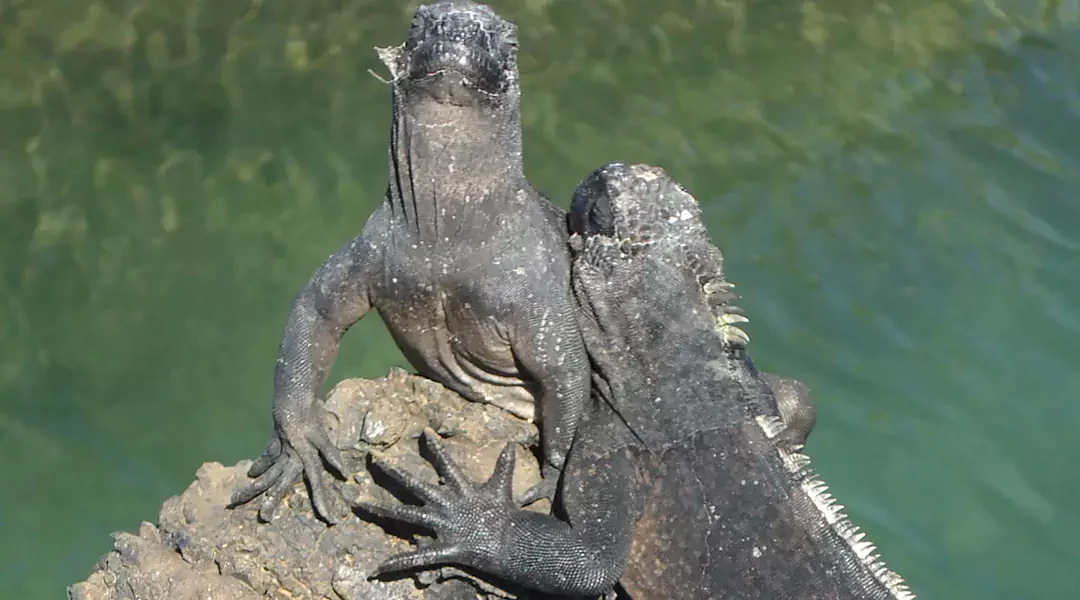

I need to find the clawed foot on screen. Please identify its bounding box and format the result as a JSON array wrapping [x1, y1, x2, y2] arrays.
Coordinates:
[[517, 462, 560, 506], [229, 405, 349, 524], [356, 428, 518, 577]]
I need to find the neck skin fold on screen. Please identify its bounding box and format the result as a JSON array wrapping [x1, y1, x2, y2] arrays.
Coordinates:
[[386, 85, 525, 244]]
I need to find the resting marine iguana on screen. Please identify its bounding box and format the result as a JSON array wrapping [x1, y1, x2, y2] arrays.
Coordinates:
[[568, 171, 816, 453], [358, 163, 915, 599], [230, 0, 589, 523]]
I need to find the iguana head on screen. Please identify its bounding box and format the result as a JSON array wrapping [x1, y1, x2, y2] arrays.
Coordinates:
[[570, 163, 750, 353], [569, 163, 706, 247], [379, 1, 519, 108]]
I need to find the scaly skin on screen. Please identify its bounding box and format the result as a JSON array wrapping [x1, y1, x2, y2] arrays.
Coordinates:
[[569, 164, 816, 451], [569, 165, 816, 451], [359, 163, 914, 600], [229, 0, 589, 524]]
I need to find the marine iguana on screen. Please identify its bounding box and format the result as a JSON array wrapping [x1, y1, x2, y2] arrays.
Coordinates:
[[358, 163, 915, 599], [569, 175, 816, 451], [230, 0, 589, 523]]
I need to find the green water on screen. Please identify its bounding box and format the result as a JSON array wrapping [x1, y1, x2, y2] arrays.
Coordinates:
[[2, 0, 1078, 597]]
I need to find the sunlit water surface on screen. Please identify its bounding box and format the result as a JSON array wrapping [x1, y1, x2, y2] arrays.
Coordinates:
[[1, 1, 1077, 597]]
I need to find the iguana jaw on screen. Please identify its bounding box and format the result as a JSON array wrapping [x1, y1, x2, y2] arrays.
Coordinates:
[[381, 1, 518, 106], [379, 1, 526, 237]]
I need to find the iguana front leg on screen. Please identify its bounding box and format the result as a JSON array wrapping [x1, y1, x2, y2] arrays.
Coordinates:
[[511, 300, 591, 506], [359, 429, 635, 597], [230, 233, 378, 523]]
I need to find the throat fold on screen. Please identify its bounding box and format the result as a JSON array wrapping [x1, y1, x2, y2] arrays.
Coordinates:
[[387, 90, 523, 244]]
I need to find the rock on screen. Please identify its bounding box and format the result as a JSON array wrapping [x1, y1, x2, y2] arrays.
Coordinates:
[[68, 368, 549, 600]]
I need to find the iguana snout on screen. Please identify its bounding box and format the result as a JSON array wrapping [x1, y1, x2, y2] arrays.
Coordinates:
[[399, 1, 518, 99]]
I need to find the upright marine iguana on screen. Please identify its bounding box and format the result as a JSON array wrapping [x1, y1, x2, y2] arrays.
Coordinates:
[[358, 163, 915, 599], [230, 0, 589, 523]]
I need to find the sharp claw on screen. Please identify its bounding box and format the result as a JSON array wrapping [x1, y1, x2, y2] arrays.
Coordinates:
[[257, 458, 303, 522], [294, 441, 345, 524], [247, 435, 284, 477], [309, 425, 348, 478], [369, 452, 446, 507], [353, 499, 402, 522], [518, 473, 556, 506], [230, 458, 287, 507], [420, 429, 471, 493], [256, 488, 284, 523], [247, 453, 276, 478], [517, 487, 537, 506], [306, 465, 343, 525], [355, 500, 449, 531], [482, 442, 517, 497], [374, 543, 465, 576], [231, 410, 351, 524], [323, 444, 349, 479], [353, 499, 391, 520]]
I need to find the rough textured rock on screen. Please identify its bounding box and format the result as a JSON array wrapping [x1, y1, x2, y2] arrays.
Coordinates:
[[69, 369, 549, 600]]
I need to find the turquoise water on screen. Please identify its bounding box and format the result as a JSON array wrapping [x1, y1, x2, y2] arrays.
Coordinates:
[[1, 0, 1078, 597]]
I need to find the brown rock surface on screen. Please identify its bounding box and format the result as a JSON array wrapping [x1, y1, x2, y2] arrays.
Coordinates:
[[68, 369, 551, 600]]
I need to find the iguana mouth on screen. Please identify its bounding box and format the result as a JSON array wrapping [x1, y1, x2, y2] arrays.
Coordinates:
[[401, 1, 517, 99]]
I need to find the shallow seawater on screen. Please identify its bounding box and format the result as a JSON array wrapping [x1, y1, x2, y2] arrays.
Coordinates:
[[1, 1, 1077, 598]]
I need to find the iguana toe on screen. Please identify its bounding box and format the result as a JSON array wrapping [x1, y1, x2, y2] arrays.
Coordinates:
[[293, 445, 348, 525], [245, 435, 282, 478], [517, 466, 559, 506], [256, 456, 303, 523], [229, 456, 286, 506], [417, 428, 473, 493], [360, 431, 520, 578], [230, 411, 349, 524], [371, 544, 469, 579]]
